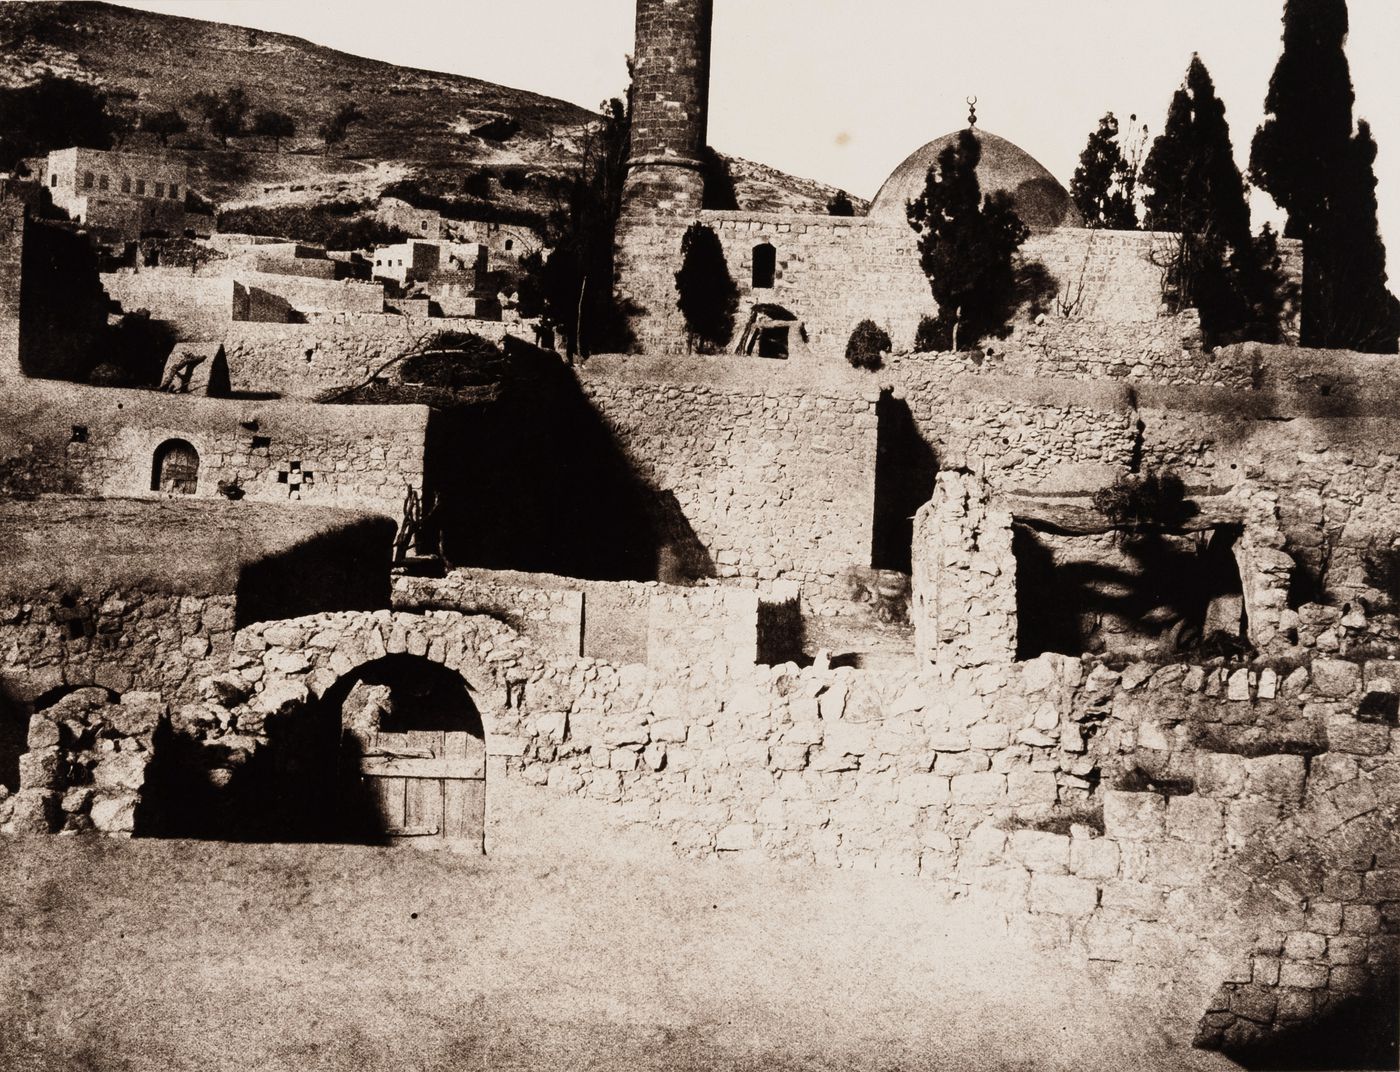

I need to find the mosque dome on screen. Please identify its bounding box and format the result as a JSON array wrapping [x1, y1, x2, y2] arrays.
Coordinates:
[[868, 129, 1083, 233]]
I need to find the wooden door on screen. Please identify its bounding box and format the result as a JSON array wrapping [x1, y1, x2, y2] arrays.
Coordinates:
[[358, 729, 485, 850]]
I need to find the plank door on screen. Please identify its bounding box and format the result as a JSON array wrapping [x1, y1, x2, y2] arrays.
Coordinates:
[[359, 728, 485, 851]]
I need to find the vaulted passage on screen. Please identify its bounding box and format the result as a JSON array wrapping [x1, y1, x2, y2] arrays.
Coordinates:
[[151, 438, 199, 494]]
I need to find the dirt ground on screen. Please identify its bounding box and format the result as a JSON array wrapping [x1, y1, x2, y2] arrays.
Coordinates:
[[0, 790, 1236, 1072]]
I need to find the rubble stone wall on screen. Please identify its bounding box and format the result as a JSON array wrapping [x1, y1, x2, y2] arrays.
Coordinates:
[[0, 381, 426, 518]]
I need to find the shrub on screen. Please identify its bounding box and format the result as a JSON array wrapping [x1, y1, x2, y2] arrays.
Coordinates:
[[914, 315, 945, 353], [1092, 470, 1193, 531], [845, 319, 890, 370], [826, 191, 855, 217], [674, 222, 737, 353], [399, 332, 505, 389]]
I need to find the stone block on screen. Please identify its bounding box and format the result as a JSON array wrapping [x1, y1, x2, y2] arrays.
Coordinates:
[[1243, 755, 1306, 803], [1006, 770, 1058, 805], [8, 788, 58, 833], [93, 752, 146, 792], [716, 823, 755, 851], [1147, 841, 1213, 886], [1197, 753, 1247, 798], [968, 724, 1009, 750], [949, 772, 1004, 804], [89, 793, 138, 834], [1275, 988, 1314, 1021], [649, 718, 688, 743], [1311, 659, 1361, 698], [1329, 965, 1369, 992], [1327, 936, 1369, 965], [1283, 931, 1326, 960], [1028, 873, 1099, 916], [1166, 795, 1224, 841], [1008, 830, 1070, 874], [1099, 881, 1164, 919], [17, 747, 62, 789], [1102, 790, 1166, 840], [1278, 961, 1328, 989], [1229, 985, 1278, 1024], [1069, 836, 1119, 881], [1344, 905, 1381, 934], [26, 716, 59, 750], [1252, 957, 1281, 986], [768, 743, 809, 771]]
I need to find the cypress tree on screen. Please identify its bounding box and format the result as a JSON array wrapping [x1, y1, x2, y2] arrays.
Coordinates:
[[1071, 112, 1139, 230], [1251, 0, 1399, 351], [906, 129, 1029, 351], [1141, 55, 1287, 344], [674, 222, 737, 353]]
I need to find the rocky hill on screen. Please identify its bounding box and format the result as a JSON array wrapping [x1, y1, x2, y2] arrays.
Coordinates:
[[0, 2, 861, 226]]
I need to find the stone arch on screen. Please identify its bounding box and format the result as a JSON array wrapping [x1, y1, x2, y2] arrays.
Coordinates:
[[151, 438, 200, 495], [236, 610, 547, 847]]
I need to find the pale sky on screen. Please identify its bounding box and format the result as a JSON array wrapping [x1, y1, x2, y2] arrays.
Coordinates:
[[113, 0, 1400, 260]]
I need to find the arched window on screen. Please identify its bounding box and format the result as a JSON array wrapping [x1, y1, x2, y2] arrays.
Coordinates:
[[151, 439, 200, 495], [752, 243, 776, 289]]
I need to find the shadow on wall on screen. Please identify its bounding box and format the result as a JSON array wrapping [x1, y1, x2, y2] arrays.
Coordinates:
[[1225, 978, 1399, 1071], [234, 515, 397, 629], [426, 340, 714, 583], [1014, 524, 1247, 659], [873, 390, 938, 574]]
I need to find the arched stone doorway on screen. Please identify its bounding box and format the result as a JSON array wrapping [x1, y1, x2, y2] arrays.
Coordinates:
[[324, 654, 487, 850], [240, 610, 541, 853], [151, 438, 199, 495]]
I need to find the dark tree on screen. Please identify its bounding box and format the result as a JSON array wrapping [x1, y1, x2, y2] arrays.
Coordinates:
[[1142, 55, 1288, 344], [532, 84, 634, 358], [1071, 112, 1139, 230], [674, 222, 737, 353], [1251, 0, 1399, 351], [0, 75, 116, 168], [845, 319, 890, 369], [319, 101, 365, 146], [906, 128, 1030, 351], [251, 109, 296, 151], [827, 190, 856, 217], [142, 108, 188, 147], [190, 87, 250, 145]]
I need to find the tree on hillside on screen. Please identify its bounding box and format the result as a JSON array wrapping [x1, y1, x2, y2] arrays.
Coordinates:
[[190, 86, 250, 146], [252, 109, 297, 152], [141, 108, 188, 147], [906, 128, 1030, 351], [1141, 55, 1289, 344], [319, 101, 365, 146], [827, 190, 856, 217], [0, 75, 115, 168], [674, 222, 738, 353], [1251, 0, 1399, 351], [1071, 112, 1141, 230]]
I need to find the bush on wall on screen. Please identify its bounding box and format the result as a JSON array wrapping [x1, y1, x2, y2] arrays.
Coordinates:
[[845, 320, 891, 370]]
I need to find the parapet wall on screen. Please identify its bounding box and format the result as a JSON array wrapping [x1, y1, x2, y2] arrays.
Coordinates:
[[0, 380, 427, 518]]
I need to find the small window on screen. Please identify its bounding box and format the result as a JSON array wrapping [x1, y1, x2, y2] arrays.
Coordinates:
[[154, 182, 164, 198], [121, 175, 131, 193], [169, 183, 178, 199], [752, 243, 777, 289], [420, 220, 428, 231], [98, 174, 109, 191], [505, 239, 514, 251], [83, 171, 94, 190], [50, 174, 57, 188], [135, 179, 146, 195], [250, 435, 272, 450], [70, 425, 88, 444]]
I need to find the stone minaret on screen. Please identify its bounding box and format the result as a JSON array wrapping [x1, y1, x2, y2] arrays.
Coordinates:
[[623, 0, 713, 213]]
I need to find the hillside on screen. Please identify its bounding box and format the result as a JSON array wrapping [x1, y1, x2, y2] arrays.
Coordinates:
[[0, 2, 861, 225]]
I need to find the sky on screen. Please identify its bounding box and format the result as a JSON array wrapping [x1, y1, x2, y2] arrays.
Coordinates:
[[112, 0, 1400, 255]]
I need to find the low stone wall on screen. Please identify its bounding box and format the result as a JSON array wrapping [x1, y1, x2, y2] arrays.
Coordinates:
[[392, 567, 772, 669]]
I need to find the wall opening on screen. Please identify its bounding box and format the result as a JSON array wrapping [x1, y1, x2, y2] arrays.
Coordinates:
[[872, 390, 938, 573], [756, 326, 789, 358], [150, 439, 200, 495], [752, 243, 776, 289]]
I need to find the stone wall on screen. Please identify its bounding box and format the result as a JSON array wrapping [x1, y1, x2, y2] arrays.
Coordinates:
[[222, 316, 513, 399], [615, 215, 1302, 362], [392, 567, 779, 668], [0, 380, 427, 518], [576, 354, 879, 601]]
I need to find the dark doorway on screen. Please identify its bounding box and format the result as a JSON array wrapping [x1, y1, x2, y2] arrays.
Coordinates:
[[151, 438, 199, 494], [756, 326, 789, 358], [752, 243, 776, 289], [872, 390, 938, 573]]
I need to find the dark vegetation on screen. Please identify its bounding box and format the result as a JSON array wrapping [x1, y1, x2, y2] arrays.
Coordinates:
[[1141, 55, 1295, 346], [845, 319, 891, 370], [214, 202, 406, 250], [1251, 0, 1400, 352], [1091, 470, 1195, 533], [1071, 112, 1145, 230], [0, 74, 117, 169], [827, 190, 856, 217], [907, 129, 1030, 351], [675, 222, 738, 354]]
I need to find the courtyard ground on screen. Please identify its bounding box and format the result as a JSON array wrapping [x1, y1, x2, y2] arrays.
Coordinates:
[[0, 790, 1237, 1072]]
